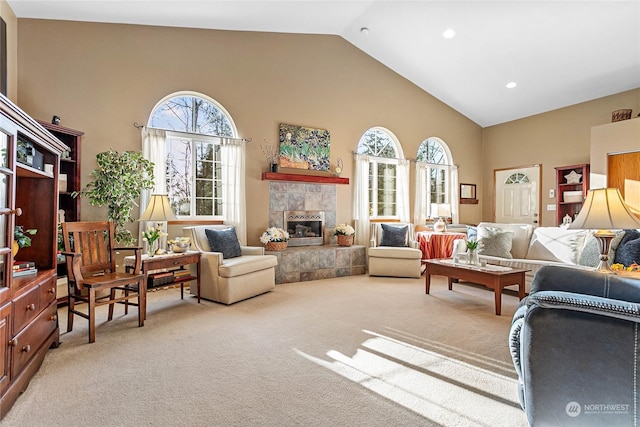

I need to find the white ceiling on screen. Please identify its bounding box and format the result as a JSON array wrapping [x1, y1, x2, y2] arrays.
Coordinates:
[[7, 0, 640, 127]]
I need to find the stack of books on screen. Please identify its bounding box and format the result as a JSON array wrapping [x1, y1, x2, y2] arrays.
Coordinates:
[[173, 269, 192, 281], [13, 261, 37, 277], [147, 271, 174, 288]]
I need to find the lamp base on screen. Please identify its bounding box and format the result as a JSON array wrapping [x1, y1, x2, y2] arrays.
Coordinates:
[[594, 231, 616, 274]]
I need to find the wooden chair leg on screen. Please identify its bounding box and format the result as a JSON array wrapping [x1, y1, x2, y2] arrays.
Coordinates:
[[124, 288, 129, 315], [89, 289, 96, 344], [67, 294, 75, 333], [138, 278, 146, 326], [108, 288, 116, 321]]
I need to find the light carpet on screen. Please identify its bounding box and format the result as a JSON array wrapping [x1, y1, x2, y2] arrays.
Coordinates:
[[1, 274, 527, 427]]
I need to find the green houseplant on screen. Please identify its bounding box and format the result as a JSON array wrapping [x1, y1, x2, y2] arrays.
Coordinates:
[[75, 149, 154, 246], [14, 225, 37, 256]]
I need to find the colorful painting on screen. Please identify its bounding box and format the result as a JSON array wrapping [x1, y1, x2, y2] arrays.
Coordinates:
[[278, 123, 330, 171]]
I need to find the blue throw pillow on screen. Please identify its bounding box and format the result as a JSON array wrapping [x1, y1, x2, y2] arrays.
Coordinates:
[[467, 226, 477, 241], [205, 227, 242, 259], [613, 229, 640, 266], [379, 224, 408, 247]]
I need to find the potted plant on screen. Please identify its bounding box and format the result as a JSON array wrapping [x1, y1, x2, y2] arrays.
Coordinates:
[[14, 225, 37, 256], [260, 227, 290, 251], [334, 224, 355, 247], [75, 149, 154, 246]]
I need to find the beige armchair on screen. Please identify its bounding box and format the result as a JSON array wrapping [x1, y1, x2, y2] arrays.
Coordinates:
[[183, 225, 278, 304], [367, 223, 422, 278]]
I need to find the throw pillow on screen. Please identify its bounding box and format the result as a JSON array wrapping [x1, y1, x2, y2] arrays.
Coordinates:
[[477, 226, 514, 258], [379, 224, 408, 247], [205, 227, 242, 259], [578, 230, 625, 267], [466, 226, 477, 241], [525, 227, 588, 264], [614, 229, 640, 266]]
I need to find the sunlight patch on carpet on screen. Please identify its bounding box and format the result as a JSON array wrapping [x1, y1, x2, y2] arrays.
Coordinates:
[[295, 330, 526, 427]]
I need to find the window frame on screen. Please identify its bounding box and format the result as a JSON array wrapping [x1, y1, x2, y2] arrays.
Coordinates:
[[416, 137, 455, 219]]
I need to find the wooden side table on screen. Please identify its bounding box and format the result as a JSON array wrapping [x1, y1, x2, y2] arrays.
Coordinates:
[[124, 251, 202, 318]]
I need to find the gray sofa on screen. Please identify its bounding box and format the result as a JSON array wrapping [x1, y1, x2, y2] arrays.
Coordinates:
[[509, 265, 640, 426]]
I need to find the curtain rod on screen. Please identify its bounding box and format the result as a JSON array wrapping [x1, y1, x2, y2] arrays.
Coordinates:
[[351, 151, 458, 167], [133, 122, 251, 143]]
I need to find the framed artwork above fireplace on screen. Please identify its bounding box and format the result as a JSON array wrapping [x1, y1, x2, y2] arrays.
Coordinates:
[[278, 123, 330, 172]]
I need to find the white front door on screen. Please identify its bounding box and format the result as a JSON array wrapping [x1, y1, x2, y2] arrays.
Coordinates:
[[494, 165, 540, 225]]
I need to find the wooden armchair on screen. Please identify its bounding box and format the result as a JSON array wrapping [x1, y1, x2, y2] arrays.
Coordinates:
[[61, 221, 146, 343]]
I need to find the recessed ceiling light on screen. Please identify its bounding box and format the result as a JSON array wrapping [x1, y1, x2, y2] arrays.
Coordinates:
[[442, 28, 456, 39], [506, 82, 517, 89], [360, 27, 370, 36]]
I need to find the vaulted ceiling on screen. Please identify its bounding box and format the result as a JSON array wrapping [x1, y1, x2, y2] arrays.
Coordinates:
[[7, 0, 640, 127]]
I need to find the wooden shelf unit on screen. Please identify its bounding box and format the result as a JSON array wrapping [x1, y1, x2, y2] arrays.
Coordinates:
[[555, 163, 590, 226], [0, 94, 65, 419]]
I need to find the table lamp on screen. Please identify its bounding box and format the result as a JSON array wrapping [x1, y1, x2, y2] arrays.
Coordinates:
[[568, 188, 640, 273], [139, 194, 177, 253], [431, 203, 451, 232]]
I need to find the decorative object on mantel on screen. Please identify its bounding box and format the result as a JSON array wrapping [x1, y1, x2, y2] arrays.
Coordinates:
[[260, 227, 290, 251], [334, 158, 343, 177], [279, 123, 330, 171], [612, 109, 632, 122], [260, 137, 280, 172], [334, 224, 355, 247], [564, 170, 582, 184]]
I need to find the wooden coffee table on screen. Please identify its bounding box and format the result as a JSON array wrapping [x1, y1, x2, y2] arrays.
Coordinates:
[[424, 259, 527, 315]]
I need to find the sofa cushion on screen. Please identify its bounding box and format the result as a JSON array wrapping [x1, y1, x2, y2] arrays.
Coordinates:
[[578, 230, 625, 267], [477, 226, 514, 258], [613, 230, 640, 266], [368, 246, 421, 259], [467, 225, 477, 241], [525, 227, 588, 265], [205, 227, 242, 259], [477, 222, 534, 259], [218, 255, 278, 278], [379, 224, 408, 247]]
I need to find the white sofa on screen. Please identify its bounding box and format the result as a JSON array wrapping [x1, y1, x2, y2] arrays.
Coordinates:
[[184, 225, 278, 304], [453, 222, 603, 293]]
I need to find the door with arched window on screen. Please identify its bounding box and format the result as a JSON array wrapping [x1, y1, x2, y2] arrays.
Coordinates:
[[494, 165, 541, 225]]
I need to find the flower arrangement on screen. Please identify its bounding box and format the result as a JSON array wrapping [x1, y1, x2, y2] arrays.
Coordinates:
[[333, 224, 355, 236], [260, 137, 280, 165], [142, 224, 168, 256], [466, 239, 478, 251], [260, 227, 290, 244]]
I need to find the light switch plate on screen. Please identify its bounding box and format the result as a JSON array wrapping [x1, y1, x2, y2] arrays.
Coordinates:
[[547, 204, 556, 211]]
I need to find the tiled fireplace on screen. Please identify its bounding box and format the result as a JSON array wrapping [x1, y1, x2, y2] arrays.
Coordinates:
[[267, 181, 365, 284]]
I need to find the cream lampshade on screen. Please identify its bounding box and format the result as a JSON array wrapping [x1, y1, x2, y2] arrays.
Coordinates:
[[139, 194, 177, 222], [568, 188, 640, 273]]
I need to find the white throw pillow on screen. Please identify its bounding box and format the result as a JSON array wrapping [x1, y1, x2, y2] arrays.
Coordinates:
[[525, 227, 589, 264]]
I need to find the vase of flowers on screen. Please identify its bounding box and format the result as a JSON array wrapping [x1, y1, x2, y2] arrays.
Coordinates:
[[466, 239, 479, 265], [142, 224, 168, 257], [334, 224, 355, 247], [260, 227, 289, 251]]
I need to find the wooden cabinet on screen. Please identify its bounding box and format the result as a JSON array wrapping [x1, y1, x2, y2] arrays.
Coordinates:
[[0, 94, 63, 419], [555, 164, 590, 226]]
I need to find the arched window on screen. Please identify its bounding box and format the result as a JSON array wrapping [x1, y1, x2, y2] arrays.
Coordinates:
[[414, 137, 459, 224], [147, 92, 238, 218], [356, 127, 406, 218]]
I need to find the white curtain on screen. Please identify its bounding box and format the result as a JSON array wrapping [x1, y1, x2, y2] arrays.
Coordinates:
[[413, 162, 428, 225], [450, 164, 460, 224], [397, 159, 410, 223], [221, 138, 247, 244], [353, 154, 370, 246], [140, 127, 167, 210]]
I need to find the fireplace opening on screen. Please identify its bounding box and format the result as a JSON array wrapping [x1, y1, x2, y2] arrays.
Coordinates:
[[284, 210, 324, 246]]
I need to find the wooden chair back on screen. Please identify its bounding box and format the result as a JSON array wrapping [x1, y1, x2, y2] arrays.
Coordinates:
[[61, 221, 118, 288]]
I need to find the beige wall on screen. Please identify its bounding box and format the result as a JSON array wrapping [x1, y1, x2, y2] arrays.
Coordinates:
[[15, 19, 483, 245], [482, 88, 640, 226], [0, 0, 17, 101], [591, 117, 640, 189]]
